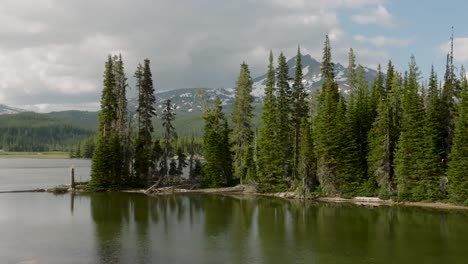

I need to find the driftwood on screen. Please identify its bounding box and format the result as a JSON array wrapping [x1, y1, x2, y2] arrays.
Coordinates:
[[0, 188, 46, 194], [144, 177, 163, 194]]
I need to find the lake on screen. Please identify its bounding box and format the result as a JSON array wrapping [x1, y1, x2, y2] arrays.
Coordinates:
[[1, 159, 468, 263], [0, 158, 91, 191]]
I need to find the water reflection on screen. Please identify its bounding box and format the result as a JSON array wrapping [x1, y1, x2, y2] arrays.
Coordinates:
[[81, 193, 468, 264]]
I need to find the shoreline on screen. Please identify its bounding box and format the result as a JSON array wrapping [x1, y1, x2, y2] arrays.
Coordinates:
[[3, 184, 468, 211], [142, 185, 468, 211], [0, 152, 70, 159]]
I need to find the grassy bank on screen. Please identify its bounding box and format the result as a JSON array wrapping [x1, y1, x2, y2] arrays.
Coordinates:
[[0, 152, 70, 159]]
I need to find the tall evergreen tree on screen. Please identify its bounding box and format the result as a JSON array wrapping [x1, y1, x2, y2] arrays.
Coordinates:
[[202, 97, 232, 187], [231, 62, 255, 184], [313, 35, 341, 195], [257, 51, 283, 185], [342, 65, 372, 195], [90, 55, 122, 188], [347, 48, 357, 94], [134, 59, 156, 183], [447, 73, 468, 203], [370, 64, 385, 120], [367, 71, 401, 197], [277, 52, 293, 181], [291, 47, 308, 181], [441, 31, 459, 163], [298, 117, 315, 192], [417, 66, 444, 200], [161, 99, 177, 176], [394, 56, 426, 200], [112, 54, 131, 179], [385, 61, 395, 95]]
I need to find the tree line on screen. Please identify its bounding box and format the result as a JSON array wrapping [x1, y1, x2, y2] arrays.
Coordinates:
[[92, 35, 468, 204], [0, 112, 93, 152], [202, 35, 468, 204]]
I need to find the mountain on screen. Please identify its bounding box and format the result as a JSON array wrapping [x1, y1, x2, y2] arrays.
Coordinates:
[[251, 54, 378, 97], [154, 54, 379, 113], [0, 104, 26, 115]]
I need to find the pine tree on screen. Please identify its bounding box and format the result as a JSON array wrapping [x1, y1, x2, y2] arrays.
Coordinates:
[[367, 71, 401, 197], [134, 59, 156, 183], [257, 51, 283, 185], [441, 31, 459, 163], [370, 64, 385, 120], [291, 47, 308, 181], [385, 61, 395, 94], [342, 65, 372, 195], [202, 97, 232, 187], [277, 52, 293, 181], [394, 56, 426, 200], [231, 62, 254, 184], [347, 48, 357, 94], [447, 73, 468, 204], [112, 54, 131, 179], [313, 35, 341, 195], [161, 99, 177, 176], [298, 117, 315, 193], [417, 66, 444, 200], [90, 55, 121, 188]]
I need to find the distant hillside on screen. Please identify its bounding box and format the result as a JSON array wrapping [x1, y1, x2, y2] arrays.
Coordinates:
[[0, 112, 94, 152]]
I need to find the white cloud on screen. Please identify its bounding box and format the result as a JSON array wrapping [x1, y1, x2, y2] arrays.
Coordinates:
[[267, 0, 385, 10], [0, 0, 394, 112], [351, 5, 394, 28], [439, 37, 468, 62], [353, 35, 414, 47]]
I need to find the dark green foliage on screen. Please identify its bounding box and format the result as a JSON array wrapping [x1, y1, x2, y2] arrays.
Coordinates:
[[368, 71, 400, 197], [202, 97, 232, 187], [418, 67, 444, 200], [447, 74, 468, 204], [0, 112, 93, 152], [297, 117, 315, 192], [291, 47, 308, 181], [176, 147, 188, 177], [257, 51, 283, 185], [231, 62, 255, 184], [313, 35, 341, 196], [441, 48, 459, 160], [161, 99, 177, 176], [341, 65, 373, 196], [168, 159, 178, 176], [90, 56, 125, 188], [277, 52, 293, 181], [394, 56, 427, 201], [134, 59, 157, 182], [369, 65, 385, 120], [71, 136, 96, 158]]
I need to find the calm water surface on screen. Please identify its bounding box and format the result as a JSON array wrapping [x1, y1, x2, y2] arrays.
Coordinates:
[[0, 158, 90, 191], [1, 159, 468, 263]]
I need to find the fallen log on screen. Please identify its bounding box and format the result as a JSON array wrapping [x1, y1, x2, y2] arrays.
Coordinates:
[[0, 188, 46, 193]]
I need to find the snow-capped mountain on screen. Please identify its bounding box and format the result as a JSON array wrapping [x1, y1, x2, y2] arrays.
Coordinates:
[[0, 104, 26, 115], [154, 54, 379, 112], [252, 54, 377, 97]]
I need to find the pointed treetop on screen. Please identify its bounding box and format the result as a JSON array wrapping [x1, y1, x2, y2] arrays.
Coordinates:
[[321, 35, 334, 80]]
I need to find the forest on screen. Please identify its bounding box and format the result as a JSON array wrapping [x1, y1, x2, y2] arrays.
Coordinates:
[[0, 112, 94, 152], [90, 36, 468, 204]]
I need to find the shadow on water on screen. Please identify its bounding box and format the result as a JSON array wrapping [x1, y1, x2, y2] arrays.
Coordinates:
[[78, 193, 468, 264]]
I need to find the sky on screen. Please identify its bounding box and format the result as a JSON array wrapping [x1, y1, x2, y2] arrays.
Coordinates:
[[0, 0, 467, 112]]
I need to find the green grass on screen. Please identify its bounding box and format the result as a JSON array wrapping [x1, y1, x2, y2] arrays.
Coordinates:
[[0, 152, 70, 159]]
